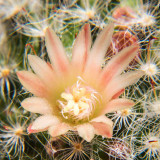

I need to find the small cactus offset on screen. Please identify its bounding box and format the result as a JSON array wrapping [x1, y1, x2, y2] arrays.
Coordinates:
[[0, 0, 159, 160]]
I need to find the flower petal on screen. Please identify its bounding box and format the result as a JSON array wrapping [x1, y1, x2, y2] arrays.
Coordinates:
[[21, 97, 52, 114], [71, 24, 91, 73], [100, 45, 139, 86], [77, 123, 95, 142], [102, 98, 135, 114], [17, 71, 47, 97], [91, 116, 113, 138], [28, 115, 60, 133], [84, 23, 114, 76], [112, 89, 125, 99], [28, 55, 55, 84], [45, 27, 69, 74], [104, 70, 144, 100], [48, 123, 73, 137], [48, 123, 71, 137]]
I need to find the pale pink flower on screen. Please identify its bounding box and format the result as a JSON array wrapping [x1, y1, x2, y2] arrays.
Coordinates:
[[17, 23, 144, 142]]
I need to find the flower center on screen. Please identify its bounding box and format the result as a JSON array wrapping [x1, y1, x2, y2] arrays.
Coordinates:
[[58, 79, 99, 121]]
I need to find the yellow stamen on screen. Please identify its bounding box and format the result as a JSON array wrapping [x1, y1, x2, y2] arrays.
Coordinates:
[[74, 104, 80, 115], [64, 100, 75, 112], [59, 79, 98, 119], [61, 93, 73, 100], [72, 87, 86, 102], [78, 101, 89, 110]]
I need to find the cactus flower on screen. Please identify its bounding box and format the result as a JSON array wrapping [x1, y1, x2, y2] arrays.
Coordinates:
[[17, 23, 143, 142]]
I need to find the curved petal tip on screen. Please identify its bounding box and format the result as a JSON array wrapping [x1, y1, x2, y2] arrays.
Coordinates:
[[27, 124, 39, 134]]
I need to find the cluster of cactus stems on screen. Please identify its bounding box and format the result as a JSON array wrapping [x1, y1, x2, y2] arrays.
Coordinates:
[[0, 0, 160, 159]]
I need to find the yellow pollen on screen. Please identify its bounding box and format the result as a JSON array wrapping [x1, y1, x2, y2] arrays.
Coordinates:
[[61, 92, 73, 100], [72, 87, 86, 102], [74, 103, 79, 115], [63, 100, 74, 112], [61, 88, 89, 116], [79, 101, 89, 109], [59, 79, 98, 120]]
